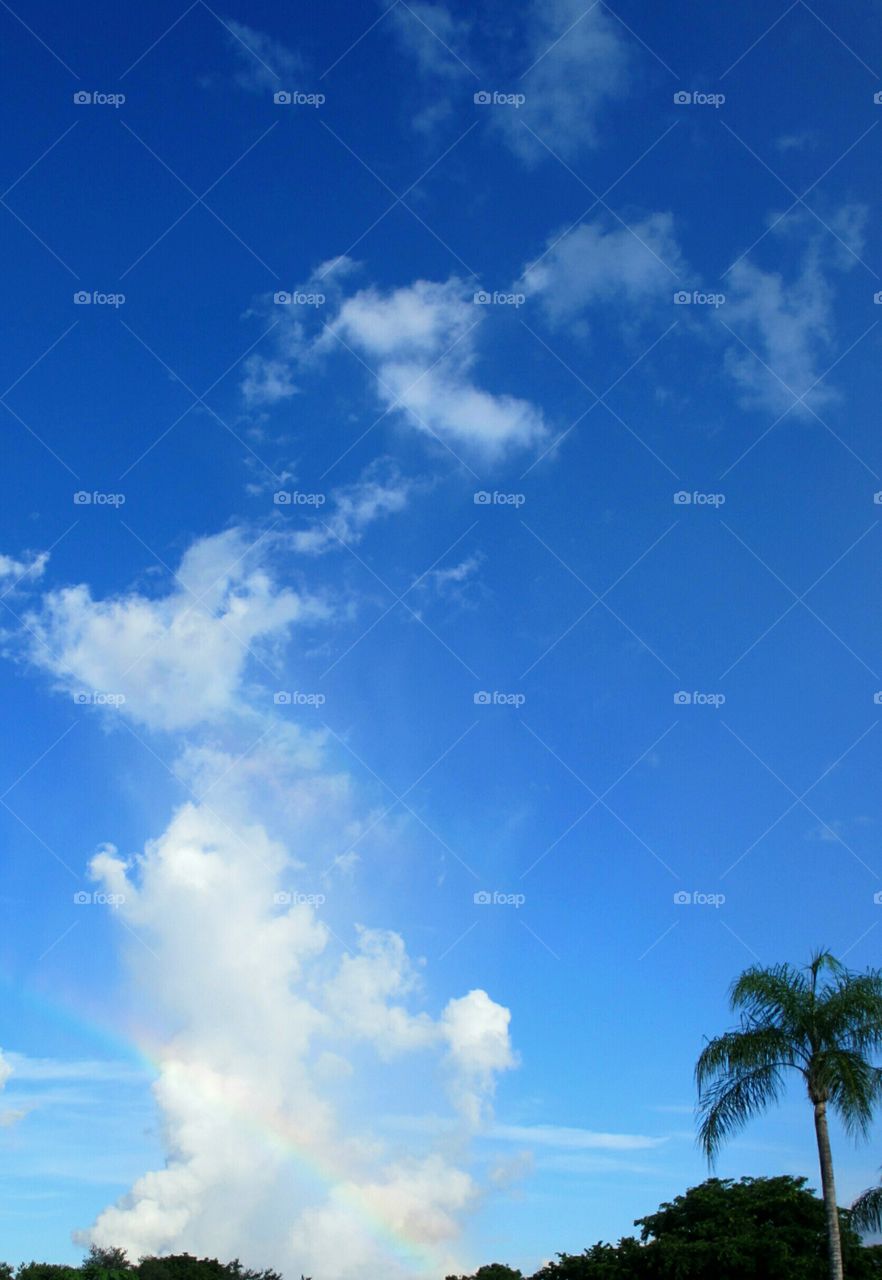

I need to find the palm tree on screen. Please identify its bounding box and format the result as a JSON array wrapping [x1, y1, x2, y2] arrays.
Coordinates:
[[695, 950, 882, 1280]]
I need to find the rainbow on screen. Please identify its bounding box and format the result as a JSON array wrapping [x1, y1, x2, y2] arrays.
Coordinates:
[[3, 974, 460, 1274]]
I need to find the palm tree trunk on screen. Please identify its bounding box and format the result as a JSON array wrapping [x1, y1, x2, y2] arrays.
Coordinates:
[[814, 1099, 844, 1280]]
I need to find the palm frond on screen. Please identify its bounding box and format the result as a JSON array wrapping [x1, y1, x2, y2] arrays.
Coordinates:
[[817, 1050, 882, 1139], [696, 1023, 796, 1090], [819, 970, 882, 1055], [729, 963, 808, 1034], [849, 1184, 882, 1234], [696, 1059, 786, 1163]]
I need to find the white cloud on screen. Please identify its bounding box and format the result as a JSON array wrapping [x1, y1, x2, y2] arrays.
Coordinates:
[[387, 2, 472, 81], [13, 524, 519, 1276], [0, 550, 48, 584], [81, 802, 513, 1277], [724, 249, 833, 416], [523, 215, 683, 325], [25, 527, 327, 732], [225, 20, 304, 94], [0, 1049, 25, 1127], [442, 990, 517, 1126], [722, 210, 867, 416], [241, 355, 298, 407], [3, 1054, 148, 1083], [488, 1123, 665, 1150], [498, 0, 630, 164], [413, 552, 482, 608], [318, 276, 547, 457], [290, 462, 412, 555]]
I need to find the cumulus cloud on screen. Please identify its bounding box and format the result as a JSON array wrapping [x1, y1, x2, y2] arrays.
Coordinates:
[[317, 275, 547, 457], [499, 0, 630, 164], [242, 266, 547, 458], [24, 527, 327, 732], [225, 20, 304, 94], [81, 801, 514, 1276], [523, 215, 683, 325], [8, 521, 520, 1276]]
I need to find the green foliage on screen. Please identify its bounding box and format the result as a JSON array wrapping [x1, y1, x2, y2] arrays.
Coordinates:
[[457, 1175, 882, 1280], [635, 1174, 872, 1278], [136, 1259, 280, 1280], [16, 1266, 81, 1280], [531, 1239, 644, 1279], [447, 1266, 524, 1280]]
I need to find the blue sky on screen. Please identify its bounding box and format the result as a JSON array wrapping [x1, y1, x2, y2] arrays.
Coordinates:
[[1, 0, 882, 1273]]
